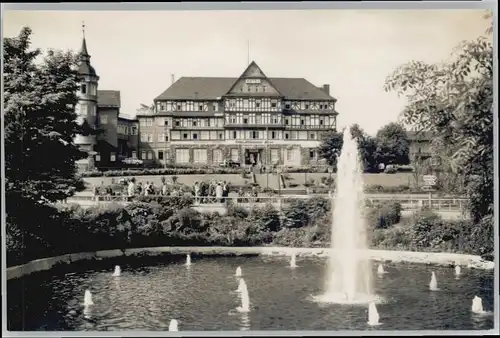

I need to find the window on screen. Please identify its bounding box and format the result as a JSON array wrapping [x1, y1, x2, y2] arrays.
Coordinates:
[[147, 151, 153, 160], [141, 151, 146, 159], [286, 150, 292, 161], [183, 133, 188, 140], [193, 121, 197, 127], [252, 131, 258, 139], [231, 148, 239, 162], [285, 119, 289, 125], [232, 131, 237, 139], [91, 106, 96, 116], [300, 119, 305, 125], [193, 149, 207, 164], [100, 115, 108, 124], [271, 131, 276, 139], [175, 121, 180, 126], [213, 149, 223, 163], [132, 151, 137, 159], [271, 102, 277, 108], [256, 102, 261, 108], [319, 119, 324, 125], [177, 103, 182, 110], [164, 134, 169, 141], [271, 149, 279, 163], [110, 152, 116, 162], [273, 117, 278, 124], [158, 151, 164, 160], [81, 84, 87, 94], [285, 132, 290, 140], [305, 104, 309, 109], [176, 149, 190, 164], [285, 104, 290, 109], [95, 153, 101, 162], [309, 150, 315, 159], [310, 133, 315, 140], [219, 133, 223, 140], [193, 133, 198, 140], [262, 86, 266, 92], [243, 118, 248, 124], [199, 104, 203, 111]]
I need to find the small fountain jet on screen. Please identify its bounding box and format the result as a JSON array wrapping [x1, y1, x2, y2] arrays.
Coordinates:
[[185, 254, 192, 267], [429, 271, 439, 291], [83, 290, 94, 306], [236, 279, 251, 313], [377, 264, 386, 276], [112, 265, 121, 277], [367, 302, 381, 326], [236, 278, 245, 293], [169, 319, 179, 331], [290, 253, 298, 269], [235, 266, 243, 277], [471, 296, 485, 314], [455, 264, 461, 278]]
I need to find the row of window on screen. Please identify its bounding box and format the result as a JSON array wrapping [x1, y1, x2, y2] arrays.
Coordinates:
[[139, 130, 323, 142], [139, 115, 334, 128], [154, 99, 335, 113], [156, 101, 218, 112], [133, 148, 318, 164]]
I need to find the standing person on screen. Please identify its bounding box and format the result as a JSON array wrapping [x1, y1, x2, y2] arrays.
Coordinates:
[[215, 182, 223, 203], [127, 179, 136, 200], [222, 181, 229, 201], [144, 181, 150, 196], [161, 182, 168, 196], [194, 182, 200, 204]]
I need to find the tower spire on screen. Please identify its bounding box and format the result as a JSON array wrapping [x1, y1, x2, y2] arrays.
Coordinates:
[[80, 21, 89, 59]]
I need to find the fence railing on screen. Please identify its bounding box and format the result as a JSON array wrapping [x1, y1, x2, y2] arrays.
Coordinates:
[[63, 194, 468, 211]]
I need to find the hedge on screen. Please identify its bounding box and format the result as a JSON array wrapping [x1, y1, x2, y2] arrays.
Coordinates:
[[6, 196, 492, 267]]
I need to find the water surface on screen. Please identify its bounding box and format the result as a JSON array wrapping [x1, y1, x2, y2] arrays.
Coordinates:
[[7, 256, 495, 331]]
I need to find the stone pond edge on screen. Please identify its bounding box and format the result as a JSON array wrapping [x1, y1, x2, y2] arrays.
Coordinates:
[[6, 246, 495, 280]]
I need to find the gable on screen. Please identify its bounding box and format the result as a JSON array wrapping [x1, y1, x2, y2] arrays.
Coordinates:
[[225, 61, 282, 97]]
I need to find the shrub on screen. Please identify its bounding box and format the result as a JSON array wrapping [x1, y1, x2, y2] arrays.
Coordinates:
[[366, 201, 402, 229]]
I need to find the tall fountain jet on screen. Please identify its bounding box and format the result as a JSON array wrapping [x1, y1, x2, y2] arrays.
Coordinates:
[[316, 127, 375, 304]]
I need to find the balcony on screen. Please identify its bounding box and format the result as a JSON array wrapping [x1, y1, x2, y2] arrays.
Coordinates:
[[224, 123, 285, 129], [283, 124, 332, 130], [171, 124, 224, 130]]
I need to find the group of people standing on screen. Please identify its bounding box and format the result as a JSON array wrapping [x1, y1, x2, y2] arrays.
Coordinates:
[[193, 181, 230, 203]]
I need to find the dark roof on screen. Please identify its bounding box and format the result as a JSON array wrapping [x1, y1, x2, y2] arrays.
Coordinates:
[[97, 90, 121, 108], [78, 38, 98, 77], [154, 77, 336, 101], [406, 131, 435, 141]]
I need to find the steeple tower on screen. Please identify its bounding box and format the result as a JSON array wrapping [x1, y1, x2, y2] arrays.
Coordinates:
[[74, 22, 100, 172]]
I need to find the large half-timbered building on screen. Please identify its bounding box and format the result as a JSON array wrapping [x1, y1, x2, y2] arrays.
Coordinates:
[[136, 61, 339, 167]]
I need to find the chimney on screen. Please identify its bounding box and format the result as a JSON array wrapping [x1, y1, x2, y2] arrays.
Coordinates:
[[322, 84, 330, 95], [171, 74, 175, 85]]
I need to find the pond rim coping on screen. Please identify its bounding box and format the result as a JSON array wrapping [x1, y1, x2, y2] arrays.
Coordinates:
[[6, 246, 494, 281]]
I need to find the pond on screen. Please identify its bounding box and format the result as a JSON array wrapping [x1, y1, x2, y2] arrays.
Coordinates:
[[7, 255, 495, 331]]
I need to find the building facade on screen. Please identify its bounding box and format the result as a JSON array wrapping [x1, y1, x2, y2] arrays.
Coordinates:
[[136, 61, 338, 167], [74, 35, 138, 171], [406, 131, 434, 164]]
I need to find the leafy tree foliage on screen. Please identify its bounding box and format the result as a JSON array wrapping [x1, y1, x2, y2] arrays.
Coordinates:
[[4, 27, 86, 247], [374, 122, 410, 165], [318, 124, 378, 172], [384, 15, 493, 225]]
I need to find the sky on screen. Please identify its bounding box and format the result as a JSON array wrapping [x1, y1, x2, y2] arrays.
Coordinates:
[[3, 9, 491, 135]]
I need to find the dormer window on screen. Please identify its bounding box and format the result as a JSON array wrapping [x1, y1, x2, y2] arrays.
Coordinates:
[[81, 84, 87, 94]]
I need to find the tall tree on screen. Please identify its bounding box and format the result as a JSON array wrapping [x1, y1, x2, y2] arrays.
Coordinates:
[[318, 124, 378, 172], [384, 14, 493, 224], [375, 122, 410, 166], [4, 27, 86, 247]]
